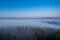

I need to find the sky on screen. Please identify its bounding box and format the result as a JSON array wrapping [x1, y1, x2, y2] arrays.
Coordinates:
[[0, 0, 60, 18]]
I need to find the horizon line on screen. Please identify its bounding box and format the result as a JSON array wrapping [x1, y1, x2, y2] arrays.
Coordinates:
[[0, 17, 60, 19]]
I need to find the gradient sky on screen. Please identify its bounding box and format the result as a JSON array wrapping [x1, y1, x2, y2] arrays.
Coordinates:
[[0, 0, 60, 18]]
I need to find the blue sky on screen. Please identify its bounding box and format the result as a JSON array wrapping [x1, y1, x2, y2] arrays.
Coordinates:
[[0, 0, 60, 18]]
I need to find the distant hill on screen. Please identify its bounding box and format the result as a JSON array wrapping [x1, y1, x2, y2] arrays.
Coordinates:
[[0, 17, 60, 19]]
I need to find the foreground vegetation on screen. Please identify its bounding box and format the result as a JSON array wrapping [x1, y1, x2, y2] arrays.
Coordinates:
[[0, 26, 60, 40]]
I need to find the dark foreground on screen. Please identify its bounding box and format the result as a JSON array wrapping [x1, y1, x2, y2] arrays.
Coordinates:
[[0, 26, 60, 40]]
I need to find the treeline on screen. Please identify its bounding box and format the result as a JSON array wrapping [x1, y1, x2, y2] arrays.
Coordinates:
[[0, 26, 60, 40], [31, 28, 60, 40]]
